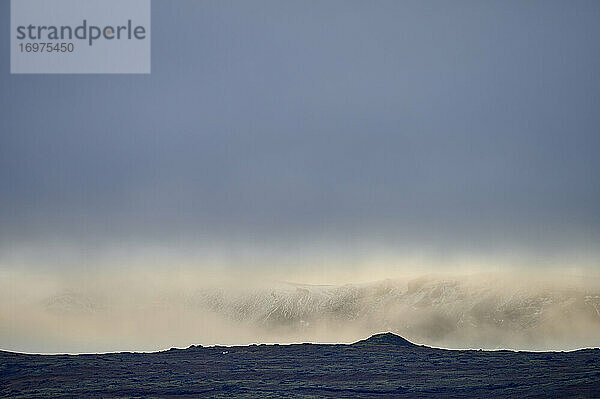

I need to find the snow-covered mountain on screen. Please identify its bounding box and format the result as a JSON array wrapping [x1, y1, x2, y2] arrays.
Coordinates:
[[185, 275, 600, 349], [38, 274, 600, 350]]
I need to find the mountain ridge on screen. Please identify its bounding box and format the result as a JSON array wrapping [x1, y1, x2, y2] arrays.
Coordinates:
[[353, 332, 418, 347], [2, 332, 599, 398]]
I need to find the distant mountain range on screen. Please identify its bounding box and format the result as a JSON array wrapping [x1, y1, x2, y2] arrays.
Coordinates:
[[42, 274, 600, 350]]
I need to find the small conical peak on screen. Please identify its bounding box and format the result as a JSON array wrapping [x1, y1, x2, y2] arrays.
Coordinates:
[[354, 332, 417, 347]]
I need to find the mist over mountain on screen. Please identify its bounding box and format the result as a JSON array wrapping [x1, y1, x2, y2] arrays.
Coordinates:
[[3, 271, 598, 353], [186, 276, 600, 350]]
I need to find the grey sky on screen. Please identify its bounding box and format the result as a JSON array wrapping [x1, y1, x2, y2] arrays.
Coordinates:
[[1, 0, 599, 260]]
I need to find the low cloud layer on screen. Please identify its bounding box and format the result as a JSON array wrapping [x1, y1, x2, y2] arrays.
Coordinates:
[[2, 267, 599, 354]]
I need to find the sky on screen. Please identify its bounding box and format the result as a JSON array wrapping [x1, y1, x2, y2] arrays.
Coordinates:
[[1, 0, 599, 272]]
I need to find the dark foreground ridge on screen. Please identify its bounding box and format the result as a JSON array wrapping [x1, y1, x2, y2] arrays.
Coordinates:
[[1, 334, 599, 398], [355, 332, 419, 347]]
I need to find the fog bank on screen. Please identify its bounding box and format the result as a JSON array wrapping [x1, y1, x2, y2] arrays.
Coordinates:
[[2, 267, 599, 354]]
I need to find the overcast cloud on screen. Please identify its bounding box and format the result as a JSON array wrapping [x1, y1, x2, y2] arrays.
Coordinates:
[[1, 0, 599, 263]]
